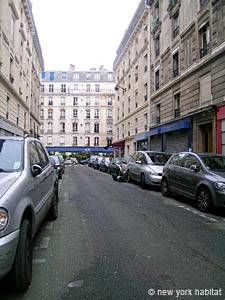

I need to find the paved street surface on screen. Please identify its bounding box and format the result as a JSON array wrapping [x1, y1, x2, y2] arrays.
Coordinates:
[[1, 165, 225, 300]]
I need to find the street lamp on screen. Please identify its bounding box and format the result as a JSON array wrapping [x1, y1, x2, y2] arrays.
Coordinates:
[[114, 85, 126, 92]]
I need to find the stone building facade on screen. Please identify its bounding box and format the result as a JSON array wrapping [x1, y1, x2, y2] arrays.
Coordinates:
[[0, 0, 44, 136], [40, 67, 114, 153], [113, 0, 151, 156], [149, 0, 225, 153]]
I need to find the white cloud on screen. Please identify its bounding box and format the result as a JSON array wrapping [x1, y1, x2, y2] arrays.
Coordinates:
[[31, 0, 141, 71]]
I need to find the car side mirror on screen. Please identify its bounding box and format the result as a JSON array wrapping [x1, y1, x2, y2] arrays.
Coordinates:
[[31, 164, 42, 177], [190, 165, 200, 172]]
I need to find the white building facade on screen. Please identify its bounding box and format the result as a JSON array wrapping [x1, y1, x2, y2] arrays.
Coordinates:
[[0, 0, 44, 136], [40, 67, 115, 153]]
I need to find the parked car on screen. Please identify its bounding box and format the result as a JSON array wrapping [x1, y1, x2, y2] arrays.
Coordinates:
[[0, 135, 59, 291], [127, 151, 171, 188], [99, 157, 111, 172], [50, 155, 64, 179], [79, 158, 90, 165], [161, 152, 225, 212], [88, 155, 99, 168], [93, 156, 104, 170], [111, 157, 130, 181], [64, 158, 74, 166]]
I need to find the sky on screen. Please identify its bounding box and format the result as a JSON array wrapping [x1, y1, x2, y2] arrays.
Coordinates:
[[31, 0, 141, 72]]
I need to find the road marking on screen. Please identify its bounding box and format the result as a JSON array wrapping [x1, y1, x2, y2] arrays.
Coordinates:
[[39, 237, 50, 249], [33, 259, 46, 264]]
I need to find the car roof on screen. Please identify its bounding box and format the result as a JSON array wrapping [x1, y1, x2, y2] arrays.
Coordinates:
[[0, 136, 24, 141]]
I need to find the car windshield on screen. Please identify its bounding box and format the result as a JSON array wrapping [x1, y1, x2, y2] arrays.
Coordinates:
[[51, 156, 60, 164], [147, 153, 169, 166], [0, 139, 23, 172], [201, 156, 225, 172]]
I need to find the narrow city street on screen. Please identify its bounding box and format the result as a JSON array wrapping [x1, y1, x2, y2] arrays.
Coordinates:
[[1, 165, 225, 300]]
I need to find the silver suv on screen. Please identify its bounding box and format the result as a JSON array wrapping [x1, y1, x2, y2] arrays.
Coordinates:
[[0, 136, 59, 291]]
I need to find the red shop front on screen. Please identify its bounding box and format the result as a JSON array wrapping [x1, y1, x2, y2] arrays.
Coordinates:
[[217, 106, 225, 154]]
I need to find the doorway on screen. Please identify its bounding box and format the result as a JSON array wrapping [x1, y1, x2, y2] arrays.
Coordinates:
[[199, 123, 213, 153]]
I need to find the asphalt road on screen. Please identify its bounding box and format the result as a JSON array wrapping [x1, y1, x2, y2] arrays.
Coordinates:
[[1, 165, 225, 300]]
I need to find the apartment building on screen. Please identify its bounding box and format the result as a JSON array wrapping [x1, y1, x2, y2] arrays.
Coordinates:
[[149, 0, 225, 153], [40, 67, 114, 153], [113, 0, 151, 156], [0, 0, 44, 136]]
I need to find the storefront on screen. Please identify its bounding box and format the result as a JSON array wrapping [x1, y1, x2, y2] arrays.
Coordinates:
[[217, 106, 225, 155], [112, 140, 125, 157], [149, 117, 192, 153], [135, 132, 150, 151]]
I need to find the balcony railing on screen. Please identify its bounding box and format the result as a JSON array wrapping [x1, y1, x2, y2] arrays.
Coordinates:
[[174, 108, 180, 118], [200, 45, 209, 58], [173, 67, 179, 78], [41, 88, 115, 95]]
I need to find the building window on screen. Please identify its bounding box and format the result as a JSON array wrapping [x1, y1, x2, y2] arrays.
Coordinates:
[[86, 109, 90, 119], [60, 97, 65, 106], [60, 136, 65, 145], [85, 137, 90, 146], [172, 12, 179, 38], [108, 73, 113, 81], [95, 84, 100, 92], [200, 0, 210, 9], [86, 73, 91, 80], [94, 109, 99, 118], [128, 97, 131, 113], [73, 97, 78, 106], [94, 123, 99, 133], [107, 109, 112, 118], [47, 136, 52, 145], [73, 136, 77, 146], [72, 122, 78, 132], [108, 98, 112, 106], [173, 51, 179, 78], [60, 109, 65, 119], [95, 97, 99, 106], [155, 70, 160, 90], [41, 84, 44, 93], [86, 97, 90, 106], [95, 73, 100, 80], [85, 123, 90, 133], [135, 65, 138, 82], [74, 84, 78, 90], [199, 22, 210, 58], [155, 35, 160, 57], [49, 84, 54, 93], [144, 113, 148, 131], [122, 102, 124, 118], [73, 73, 79, 80], [144, 54, 148, 72], [47, 122, 53, 133], [156, 103, 161, 124], [40, 97, 44, 105], [73, 109, 78, 117], [86, 84, 91, 92], [60, 123, 65, 133], [40, 109, 44, 119], [61, 72, 67, 80], [107, 122, 113, 134], [48, 109, 53, 119], [61, 84, 66, 93], [144, 83, 148, 101], [48, 98, 53, 105], [94, 137, 99, 146], [174, 93, 181, 118]]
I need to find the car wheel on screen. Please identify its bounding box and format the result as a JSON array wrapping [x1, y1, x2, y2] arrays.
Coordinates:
[[196, 187, 212, 213], [12, 219, 32, 292], [48, 189, 59, 220], [161, 178, 171, 197], [140, 173, 146, 189], [112, 174, 117, 181], [58, 171, 62, 180]]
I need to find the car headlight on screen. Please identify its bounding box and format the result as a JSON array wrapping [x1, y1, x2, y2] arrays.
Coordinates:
[[148, 168, 158, 176], [0, 208, 9, 231], [215, 182, 225, 191]]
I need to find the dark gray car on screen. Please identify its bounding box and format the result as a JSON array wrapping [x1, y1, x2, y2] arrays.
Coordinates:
[[161, 152, 225, 212]]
